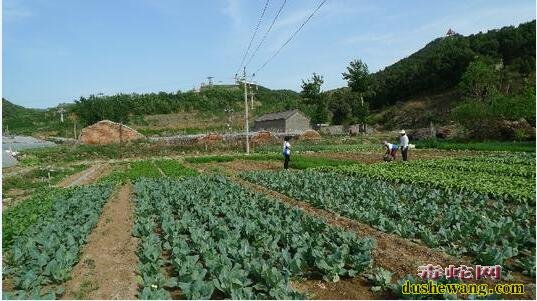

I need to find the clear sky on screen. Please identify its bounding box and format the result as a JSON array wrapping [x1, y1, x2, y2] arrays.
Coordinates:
[[3, 0, 535, 108]]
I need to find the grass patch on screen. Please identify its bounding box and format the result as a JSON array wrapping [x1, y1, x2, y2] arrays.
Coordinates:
[[2, 164, 86, 198], [101, 160, 196, 183], [154, 159, 198, 178]]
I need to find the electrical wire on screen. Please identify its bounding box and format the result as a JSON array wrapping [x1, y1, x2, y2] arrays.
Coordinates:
[[244, 0, 287, 69], [254, 0, 327, 75], [235, 0, 270, 76]]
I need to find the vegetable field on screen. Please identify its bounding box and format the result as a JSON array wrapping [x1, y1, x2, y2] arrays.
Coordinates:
[[3, 184, 115, 299], [2, 150, 535, 299], [133, 176, 374, 299]]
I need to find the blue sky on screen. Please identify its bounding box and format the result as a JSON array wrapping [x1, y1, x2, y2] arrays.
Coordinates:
[[3, 0, 535, 108]]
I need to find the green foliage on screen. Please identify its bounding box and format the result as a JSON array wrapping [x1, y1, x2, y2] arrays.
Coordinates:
[[3, 184, 115, 299], [370, 20, 535, 108], [71, 86, 303, 126], [153, 159, 198, 178], [415, 139, 535, 152], [3, 165, 86, 198], [132, 176, 374, 299], [301, 73, 330, 124], [327, 89, 369, 125], [101, 160, 195, 183], [240, 167, 535, 274], [342, 59, 373, 96], [2, 188, 64, 249], [458, 57, 500, 102], [2, 99, 79, 137], [321, 155, 535, 202], [363, 267, 393, 292]]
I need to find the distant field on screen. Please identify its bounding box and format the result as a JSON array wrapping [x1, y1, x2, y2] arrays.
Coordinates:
[[415, 139, 535, 152]]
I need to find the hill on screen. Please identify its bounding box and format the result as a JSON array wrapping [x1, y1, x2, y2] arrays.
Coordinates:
[[369, 20, 535, 109], [2, 99, 78, 137]]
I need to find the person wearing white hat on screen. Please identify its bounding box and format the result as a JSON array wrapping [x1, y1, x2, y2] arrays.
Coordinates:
[[399, 130, 409, 161]]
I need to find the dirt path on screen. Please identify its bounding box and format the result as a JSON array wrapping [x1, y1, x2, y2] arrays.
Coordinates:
[[58, 163, 112, 187], [62, 184, 139, 300]]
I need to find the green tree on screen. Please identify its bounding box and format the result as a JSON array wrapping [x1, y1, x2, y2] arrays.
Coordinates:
[[300, 73, 324, 104], [342, 59, 373, 98], [327, 89, 369, 125], [301, 73, 329, 124], [458, 57, 501, 102]]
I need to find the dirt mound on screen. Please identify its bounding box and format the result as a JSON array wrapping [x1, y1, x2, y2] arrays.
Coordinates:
[[251, 131, 276, 145], [197, 133, 223, 145], [79, 120, 144, 145], [299, 129, 321, 140]]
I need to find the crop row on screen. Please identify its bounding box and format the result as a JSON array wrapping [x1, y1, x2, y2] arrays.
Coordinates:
[[406, 157, 535, 178], [455, 152, 535, 165], [3, 184, 115, 299], [240, 170, 535, 276], [100, 160, 197, 183], [132, 176, 374, 299], [318, 160, 534, 203], [3, 188, 64, 249]]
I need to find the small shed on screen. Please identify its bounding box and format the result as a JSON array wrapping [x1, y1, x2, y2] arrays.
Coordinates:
[[254, 109, 311, 133]]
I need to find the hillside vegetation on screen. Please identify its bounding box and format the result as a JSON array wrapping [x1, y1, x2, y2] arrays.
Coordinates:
[[369, 20, 535, 108], [2, 99, 77, 137]]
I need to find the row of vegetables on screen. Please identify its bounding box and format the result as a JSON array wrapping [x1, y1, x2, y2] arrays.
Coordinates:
[[3, 184, 115, 299], [99, 159, 198, 183], [240, 170, 535, 277], [316, 156, 535, 203], [132, 176, 375, 299]]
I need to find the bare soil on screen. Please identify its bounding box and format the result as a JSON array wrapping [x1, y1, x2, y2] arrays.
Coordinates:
[[58, 163, 112, 187], [191, 159, 281, 174], [62, 184, 139, 300], [292, 278, 385, 300]]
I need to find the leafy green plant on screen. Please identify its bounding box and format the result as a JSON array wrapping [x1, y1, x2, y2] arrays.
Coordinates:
[[3, 184, 115, 299], [3, 188, 64, 249], [240, 169, 535, 272], [132, 176, 374, 299]]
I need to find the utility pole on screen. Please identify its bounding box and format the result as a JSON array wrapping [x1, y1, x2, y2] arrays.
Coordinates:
[[242, 68, 250, 154], [249, 87, 255, 110], [207, 76, 214, 86], [74, 123, 77, 140]]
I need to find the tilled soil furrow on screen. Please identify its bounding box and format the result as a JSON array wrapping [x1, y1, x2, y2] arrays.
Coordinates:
[[62, 184, 139, 300]]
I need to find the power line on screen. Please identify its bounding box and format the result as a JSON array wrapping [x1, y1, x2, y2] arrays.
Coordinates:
[[235, 0, 270, 76], [254, 0, 327, 75], [244, 0, 287, 69]]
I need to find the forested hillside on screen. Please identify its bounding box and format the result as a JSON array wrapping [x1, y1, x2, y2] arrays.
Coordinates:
[[72, 86, 304, 126], [2, 99, 76, 137], [369, 20, 535, 108]]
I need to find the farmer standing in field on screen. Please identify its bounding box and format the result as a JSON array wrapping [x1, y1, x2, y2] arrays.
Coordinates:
[[283, 136, 291, 170], [399, 130, 409, 161]]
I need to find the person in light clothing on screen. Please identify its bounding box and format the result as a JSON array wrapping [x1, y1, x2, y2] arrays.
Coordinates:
[[282, 136, 291, 169], [399, 130, 409, 161], [382, 141, 398, 161]]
